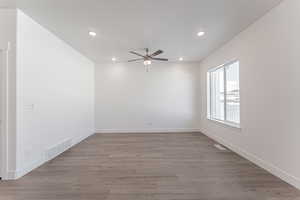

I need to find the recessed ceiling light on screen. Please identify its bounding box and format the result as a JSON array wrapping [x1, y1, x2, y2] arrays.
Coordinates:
[[89, 31, 97, 37], [112, 57, 116, 62], [179, 57, 183, 61], [197, 31, 205, 37]]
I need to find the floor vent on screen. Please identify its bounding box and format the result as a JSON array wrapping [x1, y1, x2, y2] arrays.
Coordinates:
[[46, 139, 72, 161], [214, 143, 228, 151]]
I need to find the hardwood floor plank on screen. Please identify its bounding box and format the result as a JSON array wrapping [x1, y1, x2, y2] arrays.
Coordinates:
[[0, 133, 299, 200]]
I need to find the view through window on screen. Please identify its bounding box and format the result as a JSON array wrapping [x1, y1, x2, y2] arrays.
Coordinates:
[[207, 61, 240, 126]]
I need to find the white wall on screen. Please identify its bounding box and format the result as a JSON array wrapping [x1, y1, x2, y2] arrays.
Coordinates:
[[0, 9, 17, 178], [16, 10, 95, 177], [95, 62, 200, 133], [199, 0, 300, 189]]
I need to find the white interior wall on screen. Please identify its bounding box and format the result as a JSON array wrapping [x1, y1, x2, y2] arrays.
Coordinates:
[[0, 9, 17, 179], [199, 0, 300, 189], [95, 62, 201, 133], [15, 10, 95, 178]]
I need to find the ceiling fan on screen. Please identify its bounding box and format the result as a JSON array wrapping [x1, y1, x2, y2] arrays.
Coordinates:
[[128, 48, 168, 66]]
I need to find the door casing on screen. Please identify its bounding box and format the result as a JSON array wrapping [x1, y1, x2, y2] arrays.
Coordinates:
[[0, 42, 10, 180]]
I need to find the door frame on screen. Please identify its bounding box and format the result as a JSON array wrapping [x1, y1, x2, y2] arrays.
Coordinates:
[[0, 42, 10, 180]]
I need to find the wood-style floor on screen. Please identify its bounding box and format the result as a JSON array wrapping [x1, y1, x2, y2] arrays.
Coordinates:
[[0, 133, 299, 200]]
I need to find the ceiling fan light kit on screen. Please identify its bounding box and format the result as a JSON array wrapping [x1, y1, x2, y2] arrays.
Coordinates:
[[143, 60, 152, 66]]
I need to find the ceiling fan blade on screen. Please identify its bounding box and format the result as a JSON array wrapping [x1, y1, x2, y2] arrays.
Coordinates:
[[128, 58, 144, 62], [151, 50, 163, 57], [151, 58, 168, 61], [129, 51, 146, 58]]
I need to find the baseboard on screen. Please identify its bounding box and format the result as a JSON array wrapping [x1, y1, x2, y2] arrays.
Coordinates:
[[96, 128, 201, 134], [72, 131, 95, 146], [200, 128, 300, 190], [11, 131, 95, 180], [3, 171, 18, 180], [14, 156, 46, 179]]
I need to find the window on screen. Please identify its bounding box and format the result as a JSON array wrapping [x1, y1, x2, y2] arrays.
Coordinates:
[[207, 60, 240, 127]]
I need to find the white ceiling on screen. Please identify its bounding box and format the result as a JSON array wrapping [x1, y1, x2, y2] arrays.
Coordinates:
[[4, 0, 282, 63]]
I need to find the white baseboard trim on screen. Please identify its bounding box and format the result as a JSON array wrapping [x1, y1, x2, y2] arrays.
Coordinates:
[[14, 156, 45, 179], [4, 171, 18, 180], [10, 131, 95, 180], [200, 128, 300, 190], [72, 131, 95, 147], [96, 128, 201, 134]]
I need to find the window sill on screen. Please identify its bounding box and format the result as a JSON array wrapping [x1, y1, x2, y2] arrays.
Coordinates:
[[207, 118, 241, 129]]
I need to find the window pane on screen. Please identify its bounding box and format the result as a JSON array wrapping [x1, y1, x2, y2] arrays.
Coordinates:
[[210, 68, 224, 120], [225, 62, 240, 124]]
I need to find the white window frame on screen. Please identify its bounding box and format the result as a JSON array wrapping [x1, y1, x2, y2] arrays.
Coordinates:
[[207, 60, 240, 129]]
